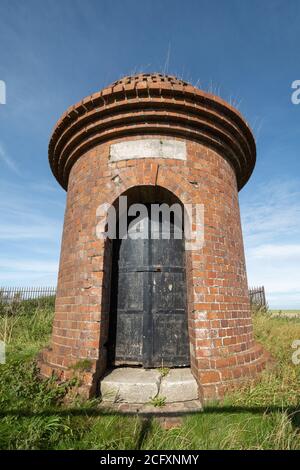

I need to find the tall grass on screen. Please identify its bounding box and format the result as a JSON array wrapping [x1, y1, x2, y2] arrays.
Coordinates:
[[0, 296, 55, 359], [0, 301, 299, 449]]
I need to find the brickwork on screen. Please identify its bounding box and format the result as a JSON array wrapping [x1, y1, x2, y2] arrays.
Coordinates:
[[39, 74, 270, 401]]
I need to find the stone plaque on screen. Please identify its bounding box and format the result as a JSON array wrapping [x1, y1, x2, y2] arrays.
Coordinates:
[[109, 138, 186, 162]]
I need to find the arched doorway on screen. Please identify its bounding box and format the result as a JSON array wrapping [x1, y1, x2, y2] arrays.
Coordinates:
[[108, 186, 190, 368]]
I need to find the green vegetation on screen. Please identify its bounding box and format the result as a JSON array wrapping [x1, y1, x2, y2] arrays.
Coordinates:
[[158, 367, 170, 378], [0, 299, 299, 449], [0, 296, 55, 360], [71, 359, 93, 372], [149, 395, 167, 408]]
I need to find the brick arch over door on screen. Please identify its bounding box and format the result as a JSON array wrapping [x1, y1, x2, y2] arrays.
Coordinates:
[[96, 162, 195, 208]]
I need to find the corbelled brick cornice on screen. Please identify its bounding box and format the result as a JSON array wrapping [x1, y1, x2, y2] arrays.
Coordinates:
[[49, 73, 256, 190]]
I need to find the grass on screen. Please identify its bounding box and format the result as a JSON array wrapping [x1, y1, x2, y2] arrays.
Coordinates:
[[0, 299, 299, 449], [0, 296, 55, 360]]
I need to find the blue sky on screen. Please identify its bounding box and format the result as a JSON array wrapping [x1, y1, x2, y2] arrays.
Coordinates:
[[0, 0, 299, 308]]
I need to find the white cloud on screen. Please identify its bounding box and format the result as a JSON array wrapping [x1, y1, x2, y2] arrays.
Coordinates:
[[241, 179, 300, 308], [0, 219, 60, 241], [0, 179, 64, 241], [241, 179, 300, 246], [249, 244, 300, 260], [0, 142, 20, 175], [268, 291, 300, 306], [0, 259, 58, 273], [0, 271, 58, 286], [0, 179, 63, 287]]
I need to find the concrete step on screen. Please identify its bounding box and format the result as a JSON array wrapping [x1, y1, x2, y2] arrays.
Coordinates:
[[160, 368, 199, 403], [99, 400, 203, 415], [101, 368, 161, 403], [100, 367, 199, 404]]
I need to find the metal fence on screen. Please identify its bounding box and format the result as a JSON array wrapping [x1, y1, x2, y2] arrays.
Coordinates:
[[0, 286, 56, 303], [1, 285, 267, 307], [249, 286, 267, 308]]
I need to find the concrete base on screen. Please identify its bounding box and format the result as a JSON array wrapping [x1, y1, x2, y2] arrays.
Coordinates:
[[99, 400, 203, 415], [160, 368, 199, 403], [101, 368, 161, 403], [100, 367, 199, 406]]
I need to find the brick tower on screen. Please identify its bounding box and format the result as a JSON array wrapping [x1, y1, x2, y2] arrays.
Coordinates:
[[40, 74, 269, 402]]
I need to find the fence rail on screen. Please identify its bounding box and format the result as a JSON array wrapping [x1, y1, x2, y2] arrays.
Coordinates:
[[249, 286, 267, 308], [0, 286, 56, 303], [1, 285, 267, 307]]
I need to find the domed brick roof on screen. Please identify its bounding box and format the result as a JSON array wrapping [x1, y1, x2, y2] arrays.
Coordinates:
[[49, 73, 256, 190], [110, 73, 189, 88]]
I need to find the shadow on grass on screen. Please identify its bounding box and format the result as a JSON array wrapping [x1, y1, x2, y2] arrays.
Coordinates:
[[0, 405, 299, 422], [136, 417, 153, 449]]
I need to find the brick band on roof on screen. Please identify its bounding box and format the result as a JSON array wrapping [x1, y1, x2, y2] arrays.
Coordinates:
[[49, 73, 256, 190]]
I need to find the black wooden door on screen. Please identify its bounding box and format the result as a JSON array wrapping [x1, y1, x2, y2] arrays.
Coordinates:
[[109, 205, 190, 367]]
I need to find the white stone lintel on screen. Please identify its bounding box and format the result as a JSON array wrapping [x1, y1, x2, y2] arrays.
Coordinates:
[[109, 138, 186, 162]]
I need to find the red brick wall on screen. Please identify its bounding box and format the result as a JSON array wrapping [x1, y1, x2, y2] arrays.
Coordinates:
[[40, 134, 269, 401]]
